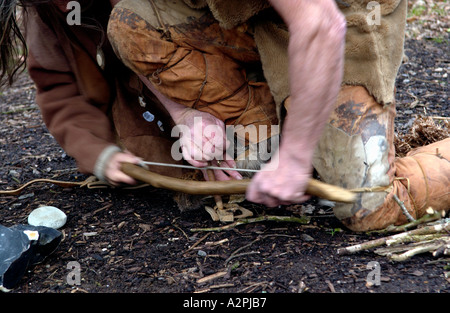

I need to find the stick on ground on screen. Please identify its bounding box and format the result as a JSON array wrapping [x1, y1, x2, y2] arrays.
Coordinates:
[[337, 221, 450, 255], [190, 215, 310, 232]]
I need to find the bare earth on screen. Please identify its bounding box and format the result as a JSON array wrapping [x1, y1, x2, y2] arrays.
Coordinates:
[[0, 0, 448, 296]]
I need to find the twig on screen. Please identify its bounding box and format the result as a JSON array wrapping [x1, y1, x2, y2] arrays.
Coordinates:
[[224, 236, 262, 266], [224, 251, 260, 265], [386, 233, 448, 247], [209, 283, 234, 289], [337, 221, 450, 255], [389, 240, 448, 262], [92, 203, 113, 215], [325, 280, 336, 293], [182, 233, 210, 255], [172, 223, 190, 241], [369, 212, 442, 234], [430, 116, 450, 121], [190, 215, 310, 232], [393, 194, 415, 222], [1, 106, 38, 115], [375, 236, 449, 256], [239, 281, 268, 293], [197, 271, 227, 284], [411, 77, 442, 85]]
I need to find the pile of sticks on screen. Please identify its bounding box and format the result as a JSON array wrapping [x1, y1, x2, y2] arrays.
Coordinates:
[[338, 209, 450, 263]]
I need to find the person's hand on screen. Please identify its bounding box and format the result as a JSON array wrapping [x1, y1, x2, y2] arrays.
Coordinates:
[[138, 75, 241, 181], [173, 108, 242, 181], [104, 151, 142, 185], [246, 148, 311, 207]]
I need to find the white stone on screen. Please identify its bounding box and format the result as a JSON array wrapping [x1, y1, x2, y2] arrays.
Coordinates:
[[28, 206, 67, 229]]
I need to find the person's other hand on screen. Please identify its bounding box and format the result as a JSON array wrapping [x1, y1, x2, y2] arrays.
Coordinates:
[[246, 149, 311, 207], [174, 108, 242, 181], [104, 151, 142, 185]]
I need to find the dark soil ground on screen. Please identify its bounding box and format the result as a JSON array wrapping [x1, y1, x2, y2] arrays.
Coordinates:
[[0, 5, 449, 295]]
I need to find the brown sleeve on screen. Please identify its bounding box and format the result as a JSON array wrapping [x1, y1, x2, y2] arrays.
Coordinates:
[[25, 9, 116, 174]]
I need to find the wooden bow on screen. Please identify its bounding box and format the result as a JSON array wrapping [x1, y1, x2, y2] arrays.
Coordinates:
[[120, 163, 356, 203]]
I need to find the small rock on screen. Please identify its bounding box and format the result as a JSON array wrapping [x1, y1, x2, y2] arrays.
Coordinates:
[[318, 199, 335, 208], [91, 254, 103, 261], [28, 206, 67, 229], [197, 250, 207, 257], [411, 270, 424, 277], [18, 193, 34, 200], [301, 204, 316, 214], [32, 169, 41, 176], [117, 221, 126, 229], [83, 232, 97, 237], [8, 170, 20, 178], [301, 234, 315, 242]]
